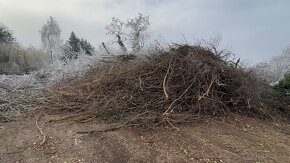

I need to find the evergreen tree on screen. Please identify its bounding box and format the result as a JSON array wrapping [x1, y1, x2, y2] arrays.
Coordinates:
[[274, 73, 290, 97], [63, 31, 80, 61], [79, 39, 94, 56], [62, 31, 94, 62], [0, 24, 15, 44], [274, 73, 290, 90], [68, 32, 80, 53]]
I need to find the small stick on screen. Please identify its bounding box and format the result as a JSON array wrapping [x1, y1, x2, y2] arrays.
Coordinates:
[[166, 120, 180, 131], [198, 80, 215, 101], [108, 65, 114, 74], [138, 75, 144, 91], [163, 63, 171, 100], [36, 114, 46, 145]]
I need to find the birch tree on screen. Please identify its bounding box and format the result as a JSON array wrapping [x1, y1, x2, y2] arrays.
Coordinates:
[[126, 13, 149, 54], [40, 16, 62, 62]]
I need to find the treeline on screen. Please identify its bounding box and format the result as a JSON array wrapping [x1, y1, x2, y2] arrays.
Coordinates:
[[254, 46, 290, 96], [0, 13, 150, 74], [1, 13, 289, 97], [0, 24, 50, 74]]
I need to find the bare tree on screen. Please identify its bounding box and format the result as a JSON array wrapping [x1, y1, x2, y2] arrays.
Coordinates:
[[105, 17, 127, 54], [269, 52, 290, 81], [105, 13, 150, 55], [253, 44, 290, 84], [253, 62, 275, 83], [40, 16, 62, 62], [205, 34, 233, 60], [126, 13, 150, 53]]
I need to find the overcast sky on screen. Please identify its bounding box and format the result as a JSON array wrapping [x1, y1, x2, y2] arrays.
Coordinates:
[[1, 0, 290, 64]]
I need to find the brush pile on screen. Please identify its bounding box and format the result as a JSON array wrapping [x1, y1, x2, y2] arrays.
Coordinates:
[[41, 45, 289, 127]]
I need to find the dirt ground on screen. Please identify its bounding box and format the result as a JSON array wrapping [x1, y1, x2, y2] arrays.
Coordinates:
[[0, 114, 289, 163]]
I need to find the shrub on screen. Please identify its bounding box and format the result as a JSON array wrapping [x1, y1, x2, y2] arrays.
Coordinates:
[[0, 44, 50, 74]]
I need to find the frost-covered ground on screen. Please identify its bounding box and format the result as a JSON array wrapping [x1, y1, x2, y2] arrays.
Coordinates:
[[0, 52, 102, 121], [1, 53, 101, 90]]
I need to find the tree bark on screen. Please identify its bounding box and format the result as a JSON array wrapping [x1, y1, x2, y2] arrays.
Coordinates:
[[117, 35, 127, 54]]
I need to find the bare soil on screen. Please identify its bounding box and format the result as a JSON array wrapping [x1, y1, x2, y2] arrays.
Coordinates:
[[0, 114, 289, 163]]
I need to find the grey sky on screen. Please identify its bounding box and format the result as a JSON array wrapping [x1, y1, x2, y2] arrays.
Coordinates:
[[1, 0, 290, 64]]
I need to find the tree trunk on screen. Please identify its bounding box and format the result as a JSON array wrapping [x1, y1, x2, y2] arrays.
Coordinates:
[[102, 42, 110, 55], [50, 50, 53, 63], [117, 35, 127, 54]]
